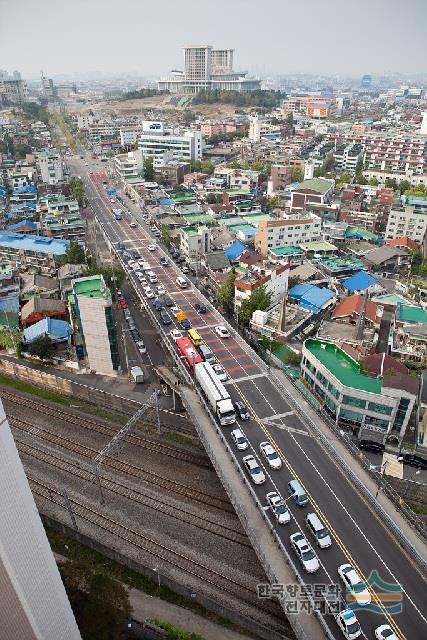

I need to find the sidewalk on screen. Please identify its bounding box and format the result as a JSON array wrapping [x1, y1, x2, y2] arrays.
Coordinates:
[[274, 368, 427, 563], [128, 589, 252, 640]]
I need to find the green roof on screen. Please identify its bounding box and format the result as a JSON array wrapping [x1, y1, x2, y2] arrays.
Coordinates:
[[73, 275, 108, 298], [235, 199, 256, 208], [181, 226, 199, 236], [271, 245, 305, 256], [371, 293, 408, 306], [398, 305, 427, 324], [306, 338, 382, 394], [346, 226, 379, 241], [298, 178, 333, 195], [171, 192, 196, 203], [241, 213, 271, 224], [183, 213, 214, 225], [315, 256, 365, 272], [300, 241, 337, 253]]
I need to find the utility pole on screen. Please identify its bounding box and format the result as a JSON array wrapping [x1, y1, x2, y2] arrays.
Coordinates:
[[62, 488, 78, 530]]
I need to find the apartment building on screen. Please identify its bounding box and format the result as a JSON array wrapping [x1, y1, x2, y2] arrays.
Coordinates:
[[199, 121, 237, 137], [248, 114, 281, 142], [114, 150, 144, 179], [234, 259, 289, 311], [69, 275, 119, 375], [37, 151, 64, 185], [385, 205, 427, 245], [255, 214, 322, 254], [0, 401, 82, 640], [213, 165, 260, 190], [270, 164, 292, 192], [301, 338, 418, 443], [137, 122, 203, 162], [76, 113, 95, 130], [333, 144, 364, 173], [290, 178, 335, 211]]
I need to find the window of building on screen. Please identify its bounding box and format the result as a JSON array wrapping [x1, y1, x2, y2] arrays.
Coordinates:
[[342, 395, 366, 408], [367, 402, 393, 415]]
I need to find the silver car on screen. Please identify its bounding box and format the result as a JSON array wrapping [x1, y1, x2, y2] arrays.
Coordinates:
[[289, 532, 320, 574]]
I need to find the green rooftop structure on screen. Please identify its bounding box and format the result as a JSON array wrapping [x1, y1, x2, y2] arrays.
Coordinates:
[[299, 240, 337, 254], [183, 212, 215, 225], [301, 338, 417, 443], [314, 255, 366, 274], [241, 213, 271, 225], [72, 275, 109, 298], [171, 191, 197, 204], [397, 304, 427, 324], [345, 226, 379, 242], [270, 245, 305, 257]]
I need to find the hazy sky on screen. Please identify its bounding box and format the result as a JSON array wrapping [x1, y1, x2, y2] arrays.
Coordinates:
[[1, 0, 426, 79]]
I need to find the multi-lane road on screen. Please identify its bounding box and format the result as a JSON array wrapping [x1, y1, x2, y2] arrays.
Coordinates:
[[69, 152, 426, 640]]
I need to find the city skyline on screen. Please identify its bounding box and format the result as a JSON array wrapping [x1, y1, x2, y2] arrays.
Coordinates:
[[1, 0, 426, 79]]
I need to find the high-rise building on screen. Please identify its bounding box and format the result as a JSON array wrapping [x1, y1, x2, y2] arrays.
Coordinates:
[[0, 400, 82, 640], [0, 70, 28, 105], [41, 73, 55, 98], [360, 74, 372, 89], [158, 45, 260, 94], [421, 111, 427, 136]]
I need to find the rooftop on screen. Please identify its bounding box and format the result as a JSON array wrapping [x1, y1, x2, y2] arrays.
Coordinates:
[[305, 338, 382, 394], [0, 231, 69, 255], [295, 178, 334, 195], [73, 275, 109, 299], [270, 245, 305, 256]]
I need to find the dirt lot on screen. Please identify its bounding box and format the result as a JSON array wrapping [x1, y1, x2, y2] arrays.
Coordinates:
[[73, 95, 245, 118]]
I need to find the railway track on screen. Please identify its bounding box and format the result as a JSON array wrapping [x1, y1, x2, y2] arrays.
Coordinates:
[[29, 474, 285, 626], [2, 388, 210, 467], [16, 436, 250, 548], [12, 417, 234, 512]]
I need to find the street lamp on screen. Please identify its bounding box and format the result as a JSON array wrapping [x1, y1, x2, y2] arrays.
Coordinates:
[[369, 458, 403, 500]]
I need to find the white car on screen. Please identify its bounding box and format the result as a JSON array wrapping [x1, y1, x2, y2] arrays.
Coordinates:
[[132, 263, 140, 272], [230, 428, 248, 451], [171, 306, 182, 317], [242, 455, 266, 485], [289, 532, 320, 574], [212, 363, 227, 382], [338, 564, 371, 606], [374, 625, 398, 640], [215, 325, 230, 339], [170, 329, 183, 342], [135, 271, 145, 281], [266, 492, 291, 525], [143, 286, 155, 299], [129, 221, 137, 228], [139, 261, 151, 271], [148, 244, 157, 251], [181, 265, 189, 273], [156, 286, 166, 296], [135, 340, 146, 354], [260, 441, 282, 469], [335, 609, 361, 640]]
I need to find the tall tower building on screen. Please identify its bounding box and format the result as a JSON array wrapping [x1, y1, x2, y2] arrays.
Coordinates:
[[0, 400, 81, 640], [184, 45, 212, 87], [421, 111, 427, 136]]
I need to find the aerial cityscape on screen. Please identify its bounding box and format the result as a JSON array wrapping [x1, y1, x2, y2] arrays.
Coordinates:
[[1, 1, 427, 640]]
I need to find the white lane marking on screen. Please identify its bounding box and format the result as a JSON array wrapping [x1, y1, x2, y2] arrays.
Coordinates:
[[224, 373, 266, 384], [263, 411, 295, 420], [285, 429, 427, 625], [269, 424, 310, 436]]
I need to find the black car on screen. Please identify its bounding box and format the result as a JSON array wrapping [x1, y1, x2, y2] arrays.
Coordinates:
[[130, 328, 141, 342], [160, 310, 172, 325], [195, 303, 207, 314], [359, 439, 385, 454], [153, 298, 164, 312], [132, 250, 140, 259], [163, 296, 173, 307], [403, 453, 427, 470]]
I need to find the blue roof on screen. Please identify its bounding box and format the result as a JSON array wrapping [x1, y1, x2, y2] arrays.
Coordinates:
[[13, 185, 37, 195], [225, 240, 251, 262], [343, 271, 379, 293], [24, 318, 70, 343], [11, 202, 37, 211], [7, 219, 37, 231], [0, 231, 69, 255], [159, 198, 174, 205], [288, 284, 335, 314]]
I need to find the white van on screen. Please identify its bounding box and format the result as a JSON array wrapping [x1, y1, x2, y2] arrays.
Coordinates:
[[176, 277, 188, 289], [304, 512, 332, 549], [147, 271, 158, 284]]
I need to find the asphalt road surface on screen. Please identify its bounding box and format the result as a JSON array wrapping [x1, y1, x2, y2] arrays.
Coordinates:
[[67, 152, 427, 640]]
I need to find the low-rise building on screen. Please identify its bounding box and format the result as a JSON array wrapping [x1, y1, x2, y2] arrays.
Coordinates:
[[270, 164, 292, 193], [290, 178, 335, 211], [255, 214, 322, 254], [234, 259, 289, 312], [37, 151, 64, 185], [21, 296, 66, 326], [385, 205, 427, 245], [0, 231, 69, 274], [114, 150, 144, 180], [69, 275, 119, 376], [179, 226, 211, 262], [301, 338, 418, 443]]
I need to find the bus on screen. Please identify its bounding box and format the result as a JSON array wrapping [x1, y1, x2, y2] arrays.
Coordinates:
[[175, 336, 203, 374]]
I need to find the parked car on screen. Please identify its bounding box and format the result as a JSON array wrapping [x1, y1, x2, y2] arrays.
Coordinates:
[[170, 329, 183, 342], [181, 266, 189, 273], [119, 299, 127, 309], [359, 439, 385, 454], [195, 303, 207, 314], [135, 340, 146, 355], [402, 453, 427, 470]]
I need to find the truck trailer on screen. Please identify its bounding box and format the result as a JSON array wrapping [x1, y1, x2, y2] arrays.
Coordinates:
[[130, 366, 144, 383], [194, 361, 235, 426]]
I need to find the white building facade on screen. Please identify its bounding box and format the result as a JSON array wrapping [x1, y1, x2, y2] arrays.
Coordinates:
[[114, 150, 144, 179], [0, 401, 82, 640], [385, 205, 427, 244], [138, 123, 203, 162]]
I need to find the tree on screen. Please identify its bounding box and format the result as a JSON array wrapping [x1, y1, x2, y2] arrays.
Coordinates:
[[161, 224, 171, 247], [69, 177, 87, 208], [183, 109, 195, 126], [216, 270, 236, 313], [60, 560, 131, 640], [286, 112, 294, 128], [384, 177, 398, 190], [288, 275, 301, 290], [0, 327, 22, 353], [59, 240, 86, 266], [27, 335, 56, 361], [339, 172, 352, 185], [144, 157, 155, 181], [368, 177, 379, 186], [291, 165, 304, 183], [354, 173, 368, 185], [285, 350, 302, 367], [399, 180, 411, 194], [238, 285, 272, 327], [201, 160, 215, 175], [84, 263, 125, 293]]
